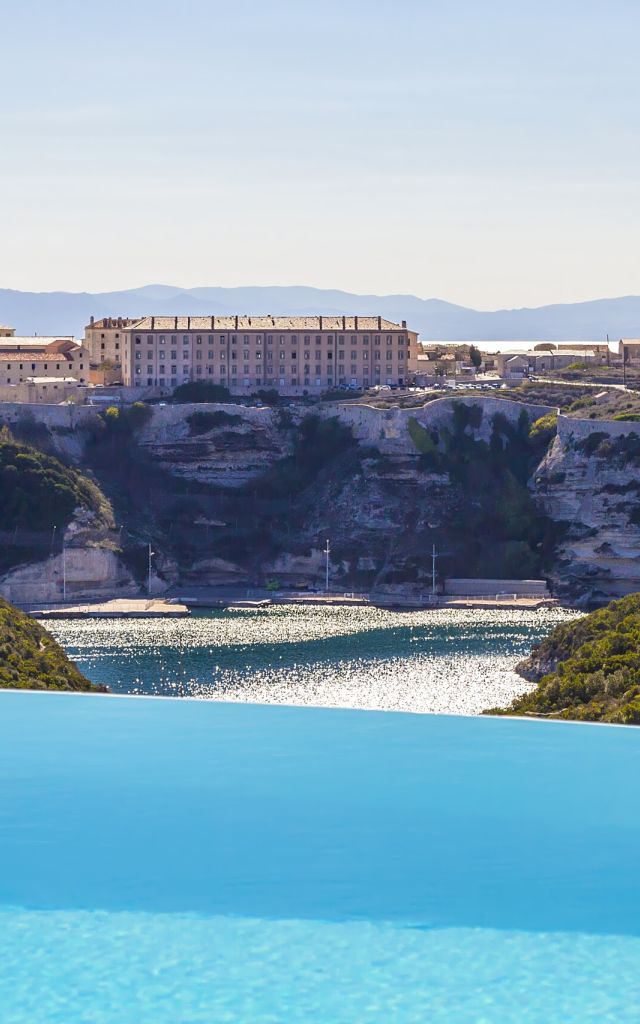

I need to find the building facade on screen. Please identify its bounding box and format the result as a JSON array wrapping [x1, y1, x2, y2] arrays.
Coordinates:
[[0, 338, 89, 386], [84, 317, 140, 381], [120, 315, 418, 393]]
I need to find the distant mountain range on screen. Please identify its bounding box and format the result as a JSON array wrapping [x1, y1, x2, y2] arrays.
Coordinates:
[[1, 284, 640, 342]]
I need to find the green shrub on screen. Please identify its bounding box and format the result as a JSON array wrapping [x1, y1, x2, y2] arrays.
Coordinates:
[[489, 593, 640, 724], [0, 597, 106, 692], [187, 410, 242, 435], [0, 435, 113, 532], [173, 382, 231, 403]]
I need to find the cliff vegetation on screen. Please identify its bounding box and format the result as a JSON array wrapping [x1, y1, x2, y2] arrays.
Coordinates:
[[491, 593, 640, 723], [0, 597, 105, 691]]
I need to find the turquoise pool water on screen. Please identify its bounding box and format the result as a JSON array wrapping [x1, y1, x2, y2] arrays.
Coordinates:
[[1, 692, 640, 1021]]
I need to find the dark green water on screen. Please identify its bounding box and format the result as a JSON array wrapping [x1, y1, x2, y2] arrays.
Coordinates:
[[47, 604, 576, 714]]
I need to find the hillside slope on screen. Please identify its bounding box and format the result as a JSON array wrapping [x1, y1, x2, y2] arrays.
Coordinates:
[[491, 594, 640, 724], [0, 597, 105, 691]]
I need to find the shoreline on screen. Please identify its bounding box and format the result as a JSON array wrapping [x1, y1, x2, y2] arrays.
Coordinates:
[[26, 593, 562, 619]]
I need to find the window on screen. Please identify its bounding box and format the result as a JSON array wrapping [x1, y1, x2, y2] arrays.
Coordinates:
[[171, 350, 177, 359], [135, 352, 141, 360], [243, 349, 250, 358], [183, 336, 189, 345], [159, 337, 166, 345], [208, 350, 213, 359], [183, 351, 189, 360], [135, 337, 141, 345], [196, 350, 202, 360], [244, 364, 250, 373], [147, 364, 153, 373], [101, 342, 105, 350], [196, 336, 202, 345], [158, 336, 164, 344], [304, 336, 310, 343]]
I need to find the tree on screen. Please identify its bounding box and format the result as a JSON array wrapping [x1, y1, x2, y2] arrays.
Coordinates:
[[468, 345, 482, 369]]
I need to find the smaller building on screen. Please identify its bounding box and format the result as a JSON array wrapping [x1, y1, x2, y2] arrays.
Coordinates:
[[0, 338, 89, 387], [620, 339, 640, 364], [0, 324, 15, 338]]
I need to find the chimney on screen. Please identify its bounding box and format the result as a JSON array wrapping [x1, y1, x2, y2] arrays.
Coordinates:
[[235, 315, 238, 329], [402, 320, 406, 329], [354, 316, 358, 330], [117, 317, 123, 328], [319, 315, 323, 331], [342, 315, 346, 330], [90, 315, 94, 325], [378, 315, 381, 330]]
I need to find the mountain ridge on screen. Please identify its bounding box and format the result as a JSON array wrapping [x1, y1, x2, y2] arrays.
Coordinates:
[[1, 284, 639, 341]]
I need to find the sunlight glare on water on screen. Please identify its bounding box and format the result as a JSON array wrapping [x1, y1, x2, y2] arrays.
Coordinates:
[[47, 605, 578, 714]]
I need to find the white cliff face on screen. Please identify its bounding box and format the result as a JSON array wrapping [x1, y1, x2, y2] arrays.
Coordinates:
[[0, 544, 138, 605], [534, 416, 640, 601], [135, 404, 292, 487]]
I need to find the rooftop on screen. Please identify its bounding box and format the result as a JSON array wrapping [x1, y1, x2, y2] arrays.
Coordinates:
[[0, 351, 74, 363], [85, 317, 141, 330], [0, 336, 76, 349], [129, 315, 409, 332]]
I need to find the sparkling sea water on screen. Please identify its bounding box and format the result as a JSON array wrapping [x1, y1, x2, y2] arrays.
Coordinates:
[[1, 693, 640, 1022], [46, 604, 576, 712]]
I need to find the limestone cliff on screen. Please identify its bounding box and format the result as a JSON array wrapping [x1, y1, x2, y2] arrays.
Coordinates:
[[534, 415, 640, 603]]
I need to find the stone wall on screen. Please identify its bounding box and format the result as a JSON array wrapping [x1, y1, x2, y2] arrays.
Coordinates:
[[557, 413, 640, 443], [323, 396, 556, 453]]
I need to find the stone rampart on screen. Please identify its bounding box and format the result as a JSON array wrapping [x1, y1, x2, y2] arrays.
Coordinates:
[[323, 397, 557, 453], [557, 414, 640, 444]]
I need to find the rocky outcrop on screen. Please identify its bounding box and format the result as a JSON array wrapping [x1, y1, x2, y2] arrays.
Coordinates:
[[533, 415, 640, 602]]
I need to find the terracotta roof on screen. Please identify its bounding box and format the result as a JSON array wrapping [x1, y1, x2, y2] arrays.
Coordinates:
[[0, 351, 74, 362], [127, 315, 410, 332]]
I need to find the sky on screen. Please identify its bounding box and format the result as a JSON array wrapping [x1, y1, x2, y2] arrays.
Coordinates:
[[2, 0, 640, 308]]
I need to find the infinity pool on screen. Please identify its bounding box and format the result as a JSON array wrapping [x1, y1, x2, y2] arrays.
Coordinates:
[[1, 692, 640, 1021]]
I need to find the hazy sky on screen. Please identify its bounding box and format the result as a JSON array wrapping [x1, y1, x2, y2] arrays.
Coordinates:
[[2, 0, 639, 308]]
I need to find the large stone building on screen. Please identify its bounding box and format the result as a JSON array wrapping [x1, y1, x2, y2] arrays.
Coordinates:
[[119, 315, 418, 393]]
